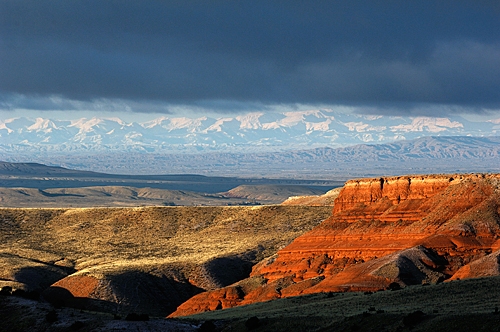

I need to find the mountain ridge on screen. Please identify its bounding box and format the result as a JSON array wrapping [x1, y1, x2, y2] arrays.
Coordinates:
[[1, 110, 499, 154], [4, 135, 496, 178]]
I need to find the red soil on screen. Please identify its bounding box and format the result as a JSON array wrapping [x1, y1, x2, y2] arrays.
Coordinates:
[[51, 275, 100, 298]]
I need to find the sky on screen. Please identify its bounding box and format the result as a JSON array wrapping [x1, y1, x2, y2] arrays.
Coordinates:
[[1, 1, 500, 122]]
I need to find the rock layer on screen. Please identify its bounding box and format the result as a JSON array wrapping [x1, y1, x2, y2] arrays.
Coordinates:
[[170, 173, 500, 317]]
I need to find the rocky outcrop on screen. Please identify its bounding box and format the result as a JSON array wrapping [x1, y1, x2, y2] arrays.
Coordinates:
[[170, 173, 500, 317], [333, 175, 458, 213]]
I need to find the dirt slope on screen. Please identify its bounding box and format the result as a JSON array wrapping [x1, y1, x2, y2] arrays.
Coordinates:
[[4, 275, 500, 332]]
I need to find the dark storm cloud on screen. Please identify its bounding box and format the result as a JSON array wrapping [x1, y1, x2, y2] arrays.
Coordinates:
[[0, 93, 175, 113], [0, 0, 499, 114]]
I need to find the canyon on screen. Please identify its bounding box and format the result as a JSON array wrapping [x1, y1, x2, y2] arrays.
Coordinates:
[[170, 173, 500, 317]]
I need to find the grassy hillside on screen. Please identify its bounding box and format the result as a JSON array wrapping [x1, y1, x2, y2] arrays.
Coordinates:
[[0, 206, 332, 264], [0, 205, 331, 316], [180, 276, 500, 331]]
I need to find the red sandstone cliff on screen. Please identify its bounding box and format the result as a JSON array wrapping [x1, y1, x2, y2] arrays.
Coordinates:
[[170, 173, 500, 317]]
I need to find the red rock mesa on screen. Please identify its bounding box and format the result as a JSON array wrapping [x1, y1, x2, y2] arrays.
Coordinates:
[[170, 173, 500, 317]]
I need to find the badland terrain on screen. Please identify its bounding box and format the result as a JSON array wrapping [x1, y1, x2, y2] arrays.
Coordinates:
[[2, 169, 500, 331]]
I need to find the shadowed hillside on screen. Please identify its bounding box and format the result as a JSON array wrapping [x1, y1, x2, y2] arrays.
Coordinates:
[[3, 274, 500, 331]]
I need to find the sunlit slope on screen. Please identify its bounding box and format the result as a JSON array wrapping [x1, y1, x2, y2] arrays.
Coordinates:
[[0, 205, 331, 316]]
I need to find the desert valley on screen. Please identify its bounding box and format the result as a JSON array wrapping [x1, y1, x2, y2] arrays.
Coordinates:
[[2, 163, 500, 331]]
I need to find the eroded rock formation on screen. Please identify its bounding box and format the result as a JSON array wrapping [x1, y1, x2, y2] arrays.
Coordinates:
[[170, 173, 500, 317]]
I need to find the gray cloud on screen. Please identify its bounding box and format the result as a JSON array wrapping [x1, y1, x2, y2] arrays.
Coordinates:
[[0, 0, 499, 115]]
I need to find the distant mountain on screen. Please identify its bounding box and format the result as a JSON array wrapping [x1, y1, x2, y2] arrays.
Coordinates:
[[3, 136, 499, 178], [292, 135, 500, 161], [0, 161, 100, 176], [1, 110, 499, 154]]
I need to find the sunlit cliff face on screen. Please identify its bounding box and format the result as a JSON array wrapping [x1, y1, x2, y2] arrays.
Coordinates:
[[171, 174, 500, 317]]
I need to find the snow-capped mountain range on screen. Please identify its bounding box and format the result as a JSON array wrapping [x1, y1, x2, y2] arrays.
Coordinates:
[[0, 110, 499, 154]]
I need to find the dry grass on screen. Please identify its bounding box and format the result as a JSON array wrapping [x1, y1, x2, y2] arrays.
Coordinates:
[[0, 205, 331, 290]]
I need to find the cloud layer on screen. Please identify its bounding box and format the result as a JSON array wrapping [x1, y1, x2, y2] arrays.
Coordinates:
[[1, 1, 499, 115]]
